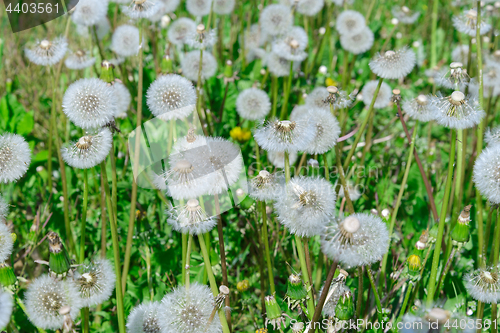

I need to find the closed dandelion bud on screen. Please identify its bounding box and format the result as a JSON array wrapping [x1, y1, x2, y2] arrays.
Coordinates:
[[100, 61, 115, 84], [0, 262, 16, 287], [224, 60, 233, 78], [237, 279, 250, 292], [265, 295, 287, 330], [47, 232, 71, 275], [161, 55, 173, 74], [407, 254, 422, 276], [451, 205, 472, 244], [285, 274, 309, 309], [335, 290, 355, 321]]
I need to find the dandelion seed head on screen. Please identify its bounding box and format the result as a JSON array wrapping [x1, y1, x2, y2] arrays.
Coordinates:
[[111, 81, 131, 117], [111, 25, 140, 57], [0, 291, 13, 329], [186, 0, 213, 16], [0, 222, 13, 264], [276, 176, 336, 237], [465, 266, 500, 303], [320, 282, 350, 317], [25, 275, 82, 330], [62, 78, 117, 129], [74, 258, 115, 307], [187, 26, 217, 49], [473, 145, 500, 204], [336, 10, 366, 36], [260, 4, 293, 37], [180, 50, 218, 82], [340, 26, 374, 55], [305, 87, 329, 110], [402, 94, 436, 122], [249, 170, 285, 201], [485, 126, 500, 146], [254, 118, 316, 153], [167, 199, 217, 235], [168, 18, 197, 46], [361, 80, 393, 109], [272, 26, 308, 62], [61, 128, 112, 169], [453, 8, 491, 37], [0, 195, 8, 223], [71, 0, 109, 26], [122, 0, 159, 19], [64, 50, 96, 70], [213, 0, 235, 14], [369, 47, 416, 79], [266, 52, 301, 77], [391, 6, 420, 24], [236, 88, 271, 120], [25, 37, 67, 66], [321, 213, 390, 268], [431, 92, 485, 129], [292, 108, 340, 154], [267, 150, 298, 168], [146, 74, 197, 121], [0, 133, 31, 184], [295, 0, 324, 16], [127, 302, 163, 333]]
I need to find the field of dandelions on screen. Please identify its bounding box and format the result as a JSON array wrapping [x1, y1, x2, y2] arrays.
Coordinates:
[[4, 0, 500, 332]]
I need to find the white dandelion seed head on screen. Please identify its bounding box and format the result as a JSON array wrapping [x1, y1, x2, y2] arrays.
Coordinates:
[[275, 176, 336, 237], [290, 104, 309, 120], [127, 301, 163, 333], [61, 128, 112, 169], [320, 283, 350, 317], [171, 132, 208, 155], [340, 26, 374, 55], [254, 118, 316, 153], [0, 133, 31, 184], [267, 150, 298, 169], [464, 266, 500, 304], [213, 0, 235, 14], [249, 170, 285, 201], [430, 91, 485, 129], [0, 223, 13, 263], [146, 74, 197, 121], [260, 4, 293, 37], [435, 62, 470, 89], [0, 195, 8, 223], [451, 44, 471, 65], [161, 0, 181, 13], [236, 88, 271, 120], [401, 306, 473, 333], [485, 126, 500, 146], [111, 25, 140, 57], [453, 8, 491, 37], [122, 0, 160, 19], [391, 6, 420, 24], [243, 24, 269, 51], [25, 275, 82, 330], [369, 47, 416, 79], [321, 213, 390, 268], [168, 18, 197, 46], [272, 26, 309, 62], [473, 145, 500, 204], [62, 78, 117, 129], [187, 26, 217, 49], [159, 282, 221, 333], [147, 1, 167, 22], [111, 81, 131, 117], [328, 0, 353, 4], [361, 80, 393, 109], [266, 52, 301, 77], [293, 108, 340, 154], [0, 291, 13, 329], [25, 37, 68, 66], [305, 87, 329, 110], [181, 51, 218, 82], [295, 0, 324, 17], [95, 17, 111, 40], [73, 258, 115, 307], [64, 50, 96, 70], [338, 182, 362, 201], [336, 10, 366, 36], [483, 63, 500, 89], [71, 0, 109, 26], [167, 199, 217, 235], [186, 0, 213, 16], [402, 94, 436, 122]]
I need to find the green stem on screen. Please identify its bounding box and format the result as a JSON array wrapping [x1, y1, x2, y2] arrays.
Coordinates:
[[182, 233, 188, 285], [356, 266, 363, 319], [295, 235, 315, 320], [271, 75, 278, 119], [367, 267, 384, 324], [430, 0, 439, 68], [396, 282, 412, 323], [451, 130, 464, 230], [279, 61, 294, 120], [476, 302, 485, 333], [82, 307, 90, 333], [284, 151, 291, 182], [261, 201, 275, 294], [436, 246, 458, 298], [493, 304, 498, 333], [110, 140, 118, 219], [426, 130, 457, 306], [80, 169, 89, 263], [186, 234, 193, 289], [334, 144, 355, 214], [100, 161, 126, 333], [490, 208, 500, 266]]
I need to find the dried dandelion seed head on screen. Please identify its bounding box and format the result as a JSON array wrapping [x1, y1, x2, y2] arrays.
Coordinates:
[[369, 47, 416, 79], [361, 80, 393, 109], [465, 266, 500, 304], [430, 91, 484, 129], [402, 94, 436, 122], [236, 88, 271, 120], [435, 61, 470, 89], [168, 18, 197, 46], [127, 301, 163, 333], [267, 150, 298, 168], [0, 133, 31, 184], [321, 213, 390, 268], [272, 26, 308, 62], [453, 8, 491, 37], [71, 0, 109, 26], [167, 199, 217, 235], [213, 0, 235, 14], [0, 291, 13, 329], [266, 52, 301, 77], [25, 37, 68, 66], [391, 6, 420, 24], [0, 222, 13, 264], [61, 128, 112, 169], [188, 24, 217, 49], [111, 25, 140, 57], [111, 81, 132, 117], [74, 258, 115, 307], [123, 0, 160, 19], [485, 126, 500, 146], [275, 176, 336, 237], [249, 170, 285, 201], [336, 10, 366, 35], [340, 26, 374, 55], [254, 118, 316, 153], [186, 0, 213, 16], [473, 144, 500, 204], [65, 50, 96, 70], [260, 4, 293, 36], [180, 50, 218, 82]]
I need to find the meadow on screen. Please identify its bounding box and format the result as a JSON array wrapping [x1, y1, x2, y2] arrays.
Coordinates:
[[0, 0, 498, 332]]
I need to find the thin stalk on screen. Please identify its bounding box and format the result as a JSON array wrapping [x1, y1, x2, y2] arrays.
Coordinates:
[[426, 130, 457, 306], [335, 145, 355, 214], [314, 253, 324, 291], [451, 130, 464, 228], [80, 169, 89, 263], [490, 208, 500, 266], [261, 201, 275, 294], [186, 234, 193, 289], [110, 140, 118, 218], [430, 0, 439, 68], [381, 123, 418, 285], [198, 234, 231, 333], [342, 78, 383, 171], [396, 282, 412, 323], [100, 161, 126, 333], [476, 302, 485, 333], [182, 233, 188, 285], [436, 246, 458, 298], [356, 266, 363, 319], [493, 304, 498, 333], [367, 267, 384, 324], [82, 308, 90, 333], [122, 21, 145, 292], [279, 61, 294, 120], [295, 235, 315, 320], [271, 75, 278, 118], [100, 179, 107, 259]]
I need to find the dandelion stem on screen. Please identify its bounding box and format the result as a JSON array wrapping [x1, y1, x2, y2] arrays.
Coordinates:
[[451, 130, 464, 230], [366, 267, 384, 325], [335, 144, 355, 214], [279, 61, 294, 120], [294, 235, 315, 320], [342, 77, 383, 171], [79, 169, 89, 263], [356, 266, 363, 319], [396, 282, 412, 323], [186, 234, 193, 290], [477, 301, 485, 333], [182, 233, 187, 285], [436, 245, 458, 298], [284, 151, 291, 183], [110, 140, 118, 219], [426, 130, 457, 307], [261, 201, 276, 294], [82, 307, 90, 333], [123, 20, 145, 293], [430, 0, 439, 68], [490, 208, 500, 266], [271, 75, 278, 119], [100, 161, 126, 333]]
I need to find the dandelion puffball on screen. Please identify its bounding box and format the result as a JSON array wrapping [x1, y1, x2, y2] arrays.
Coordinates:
[[111, 25, 140, 57], [0, 291, 13, 329], [249, 170, 285, 202], [485, 126, 500, 146], [159, 282, 221, 333], [0, 195, 8, 223], [266, 52, 301, 77], [168, 18, 197, 46], [180, 50, 218, 82], [321, 213, 390, 268], [122, 0, 160, 19], [167, 199, 217, 235], [464, 266, 500, 304], [254, 118, 316, 153], [299, 108, 341, 155], [369, 47, 416, 79], [402, 94, 436, 122], [295, 0, 324, 17], [71, 0, 109, 26], [431, 91, 484, 129], [73, 258, 116, 307], [391, 6, 420, 24], [111, 81, 132, 117], [64, 50, 96, 70], [186, 0, 213, 16], [453, 9, 491, 37], [275, 176, 336, 237], [272, 26, 309, 62], [336, 10, 366, 36], [127, 301, 163, 333], [236, 88, 271, 120], [213, 0, 235, 14], [473, 144, 500, 204], [340, 26, 374, 55], [0, 222, 13, 263], [0, 133, 31, 183], [25, 275, 82, 330], [268, 150, 298, 169], [61, 128, 112, 169], [62, 78, 117, 129], [146, 74, 197, 121], [361, 80, 393, 109], [25, 38, 68, 66], [260, 4, 292, 37]]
